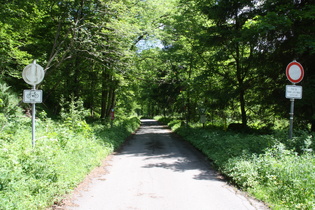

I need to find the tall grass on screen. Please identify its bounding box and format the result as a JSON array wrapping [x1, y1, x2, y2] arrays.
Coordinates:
[[160, 117, 315, 209]]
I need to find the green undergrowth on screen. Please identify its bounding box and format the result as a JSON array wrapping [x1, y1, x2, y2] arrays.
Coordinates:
[[0, 115, 140, 210], [157, 117, 315, 209]]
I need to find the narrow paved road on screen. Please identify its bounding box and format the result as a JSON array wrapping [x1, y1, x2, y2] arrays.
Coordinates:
[[66, 119, 267, 210]]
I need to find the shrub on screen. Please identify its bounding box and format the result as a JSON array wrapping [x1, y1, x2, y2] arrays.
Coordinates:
[[224, 145, 315, 209], [0, 82, 20, 116], [154, 116, 174, 125]]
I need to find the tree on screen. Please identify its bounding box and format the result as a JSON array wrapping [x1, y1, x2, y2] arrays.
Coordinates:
[[250, 0, 315, 130], [187, 0, 262, 126]]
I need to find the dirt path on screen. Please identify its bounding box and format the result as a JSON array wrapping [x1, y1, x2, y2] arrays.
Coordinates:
[[63, 119, 268, 210]]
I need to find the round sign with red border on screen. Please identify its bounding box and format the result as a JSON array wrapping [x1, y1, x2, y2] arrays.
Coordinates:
[[286, 61, 304, 84]]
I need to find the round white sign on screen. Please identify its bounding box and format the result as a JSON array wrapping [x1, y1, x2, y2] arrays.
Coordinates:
[[288, 65, 301, 80], [286, 61, 304, 84], [22, 63, 45, 86]]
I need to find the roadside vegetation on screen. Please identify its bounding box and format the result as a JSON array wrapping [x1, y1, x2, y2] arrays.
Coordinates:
[[0, 84, 140, 210], [156, 116, 315, 209]]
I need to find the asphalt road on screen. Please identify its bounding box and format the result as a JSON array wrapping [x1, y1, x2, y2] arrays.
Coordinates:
[[66, 119, 267, 210]]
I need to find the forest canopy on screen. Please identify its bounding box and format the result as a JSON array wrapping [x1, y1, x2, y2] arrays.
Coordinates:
[[1, 0, 315, 131]]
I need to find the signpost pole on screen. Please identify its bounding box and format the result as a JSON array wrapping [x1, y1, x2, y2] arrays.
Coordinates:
[[289, 98, 294, 139], [32, 85, 36, 148]]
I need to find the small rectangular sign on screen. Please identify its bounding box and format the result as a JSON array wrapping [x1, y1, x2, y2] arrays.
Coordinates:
[[23, 90, 43, 103], [286, 85, 302, 99]]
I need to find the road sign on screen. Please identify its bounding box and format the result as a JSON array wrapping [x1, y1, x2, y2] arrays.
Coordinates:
[[22, 61, 45, 148], [23, 90, 43, 103], [286, 61, 304, 84], [286, 85, 302, 99], [22, 62, 45, 86]]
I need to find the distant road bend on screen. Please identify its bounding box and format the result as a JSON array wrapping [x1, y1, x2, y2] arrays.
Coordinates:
[[65, 119, 268, 210]]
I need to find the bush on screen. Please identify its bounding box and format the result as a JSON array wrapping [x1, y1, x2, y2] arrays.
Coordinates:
[[154, 116, 174, 125], [0, 81, 21, 116], [225, 145, 315, 209]]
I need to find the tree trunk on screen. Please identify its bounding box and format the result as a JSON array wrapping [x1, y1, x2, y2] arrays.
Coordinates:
[[239, 88, 247, 126], [106, 80, 116, 117], [235, 24, 247, 126], [100, 69, 109, 119], [73, 55, 80, 98], [100, 88, 109, 119], [88, 69, 96, 117]]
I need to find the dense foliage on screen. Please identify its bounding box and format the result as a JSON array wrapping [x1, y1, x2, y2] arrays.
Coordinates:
[[158, 117, 315, 209], [1, 0, 314, 129], [0, 0, 178, 119], [137, 0, 315, 132]]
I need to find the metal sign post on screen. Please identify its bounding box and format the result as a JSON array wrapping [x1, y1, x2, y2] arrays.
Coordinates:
[[285, 61, 304, 139], [22, 60, 45, 148], [289, 99, 294, 139], [285, 85, 302, 139], [32, 86, 36, 148]]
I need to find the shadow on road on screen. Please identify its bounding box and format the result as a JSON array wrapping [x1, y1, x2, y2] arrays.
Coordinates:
[[117, 119, 222, 181]]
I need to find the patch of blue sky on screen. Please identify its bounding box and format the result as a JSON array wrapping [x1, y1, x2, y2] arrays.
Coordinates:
[[136, 39, 164, 52]]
